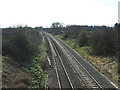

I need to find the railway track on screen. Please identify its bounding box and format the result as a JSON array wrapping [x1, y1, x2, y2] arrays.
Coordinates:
[[43, 32, 118, 90], [48, 34, 103, 89], [56, 40, 103, 89], [45, 34, 74, 89]]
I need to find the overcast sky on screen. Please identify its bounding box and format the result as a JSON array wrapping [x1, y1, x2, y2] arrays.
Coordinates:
[[0, 0, 119, 28]]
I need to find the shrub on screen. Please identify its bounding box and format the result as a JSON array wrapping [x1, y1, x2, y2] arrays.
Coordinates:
[[2, 31, 32, 62], [77, 31, 89, 47], [90, 29, 117, 56]]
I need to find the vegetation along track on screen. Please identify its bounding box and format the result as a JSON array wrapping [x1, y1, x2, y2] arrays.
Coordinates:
[[44, 33, 74, 89], [55, 38, 103, 89], [43, 32, 118, 90]]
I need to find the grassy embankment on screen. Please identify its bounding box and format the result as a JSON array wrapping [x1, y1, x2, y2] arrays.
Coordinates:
[[29, 43, 47, 88], [2, 29, 47, 88], [2, 56, 31, 88], [55, 35, 119, 87], [2, 43, 47, 88]]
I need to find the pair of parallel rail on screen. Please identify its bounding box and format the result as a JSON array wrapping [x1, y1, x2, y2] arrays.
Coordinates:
[[44, 32, 103, 90]]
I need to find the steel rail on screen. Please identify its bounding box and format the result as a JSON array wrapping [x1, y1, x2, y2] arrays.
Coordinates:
[[49, 37, 74, 89], [47, 33, 103, 89], [59, 42, 103, 89], [44, 33, 74, 89], [45, 35, 62, 89], [43, 32, 119, 90]]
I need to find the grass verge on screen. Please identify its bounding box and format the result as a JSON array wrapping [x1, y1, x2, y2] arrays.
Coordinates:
[[55, 35, 119, 88], [29, 43, 47, 88], [2, 56, 31, 88], [2, 43, 47, 88]]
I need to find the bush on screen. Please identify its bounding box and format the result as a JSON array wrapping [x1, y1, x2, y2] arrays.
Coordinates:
[[2, 31, 32, 62], [90, 29, 117, 56], [77, 31, 89, 47]]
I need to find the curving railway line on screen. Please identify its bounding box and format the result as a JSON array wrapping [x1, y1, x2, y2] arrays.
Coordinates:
[[44, 33, 74, 89], [42, 32, 119, 90]]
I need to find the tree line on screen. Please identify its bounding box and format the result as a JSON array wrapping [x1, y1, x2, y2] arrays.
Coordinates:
[[2, 23, 120, 62], [48, 22, 120, 72], [47, 23, 119, 57]]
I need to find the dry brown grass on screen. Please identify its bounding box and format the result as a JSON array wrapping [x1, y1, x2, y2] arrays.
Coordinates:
[[79, 53, 119, 87], [2, 56, 31, 88]]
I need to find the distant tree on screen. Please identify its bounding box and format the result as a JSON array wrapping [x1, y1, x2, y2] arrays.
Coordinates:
[[61, 31, 70, 39], [51, 22, 63, 28], [35, 26, 43, 30], [90, 28, 116, 56], [77, 31, 88, 47]]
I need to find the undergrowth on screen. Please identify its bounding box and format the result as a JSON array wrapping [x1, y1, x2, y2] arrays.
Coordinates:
[[55, 35, 119, 88], [29, 43, 47, 88]]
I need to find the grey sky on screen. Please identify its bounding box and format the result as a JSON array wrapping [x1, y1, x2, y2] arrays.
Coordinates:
[[0, 0, 119, 28], [118, 1, 120, 23]]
